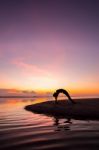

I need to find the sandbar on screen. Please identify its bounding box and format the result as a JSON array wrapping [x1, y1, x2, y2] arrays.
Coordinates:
[[25, 98, 99, 120]]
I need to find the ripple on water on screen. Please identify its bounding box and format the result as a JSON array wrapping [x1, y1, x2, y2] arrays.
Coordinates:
[[0, 98, 99, 150]]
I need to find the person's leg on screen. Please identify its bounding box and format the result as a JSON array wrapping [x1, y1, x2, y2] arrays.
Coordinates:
[[67, 93, 76, 104]]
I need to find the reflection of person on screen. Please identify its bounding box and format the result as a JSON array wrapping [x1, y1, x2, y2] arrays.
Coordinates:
[[64, 118, 72, 124], [53, 116, 59, 126], [53, 89, 76, 104], [53, 116, 72, 131]]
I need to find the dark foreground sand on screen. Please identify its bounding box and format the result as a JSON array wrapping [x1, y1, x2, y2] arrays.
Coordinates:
[[25, 98, 99, 120]]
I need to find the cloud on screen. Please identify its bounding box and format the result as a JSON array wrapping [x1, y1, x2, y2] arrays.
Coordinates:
[[12, 58, 52, 78], [0, 88, 36, 96]]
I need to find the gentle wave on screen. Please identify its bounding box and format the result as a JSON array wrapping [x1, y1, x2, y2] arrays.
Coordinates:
[[0, 98, 99, 150]]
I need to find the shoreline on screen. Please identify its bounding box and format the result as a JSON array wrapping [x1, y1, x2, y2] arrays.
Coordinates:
[[25, 98, 99, 120]]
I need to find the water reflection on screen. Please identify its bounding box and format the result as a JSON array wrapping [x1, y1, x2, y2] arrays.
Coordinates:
[[1, 98, 99, 150], [53, 116, 72, 131]]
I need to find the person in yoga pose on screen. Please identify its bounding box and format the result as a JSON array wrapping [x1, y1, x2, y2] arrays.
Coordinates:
[[53, 89, 76, 104]]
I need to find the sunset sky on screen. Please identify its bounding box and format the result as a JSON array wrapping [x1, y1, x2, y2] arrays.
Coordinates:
[[0, 0, 99, 96]]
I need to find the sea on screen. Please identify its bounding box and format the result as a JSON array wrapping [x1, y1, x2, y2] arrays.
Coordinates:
[[0, 97, 99, 150]]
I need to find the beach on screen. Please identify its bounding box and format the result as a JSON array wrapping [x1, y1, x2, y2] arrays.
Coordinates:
[[0, 97, 99, 150]]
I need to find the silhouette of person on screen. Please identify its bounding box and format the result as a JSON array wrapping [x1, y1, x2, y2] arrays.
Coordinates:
[[53, 89, 76, 104]]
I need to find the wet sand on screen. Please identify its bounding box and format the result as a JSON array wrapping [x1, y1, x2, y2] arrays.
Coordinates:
[[25, 98, 99, 120]]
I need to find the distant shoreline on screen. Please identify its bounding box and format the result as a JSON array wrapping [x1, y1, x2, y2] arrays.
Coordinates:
[[0, 96, 51, 98], [0, 96, 36, 98], [0, 96, 99, 99]]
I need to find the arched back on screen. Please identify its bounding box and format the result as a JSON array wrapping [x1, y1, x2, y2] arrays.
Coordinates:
[[56, 89, 70, 99]]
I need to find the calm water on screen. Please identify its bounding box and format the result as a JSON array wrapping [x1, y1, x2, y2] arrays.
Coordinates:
[[0, 98, 99, 150]]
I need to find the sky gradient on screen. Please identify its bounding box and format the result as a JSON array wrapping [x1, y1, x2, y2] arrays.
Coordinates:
[[0, 0, 99, 96]]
